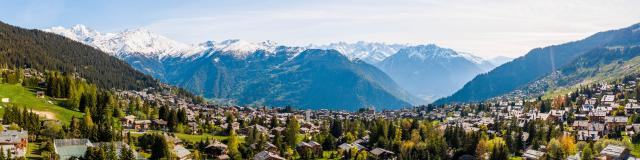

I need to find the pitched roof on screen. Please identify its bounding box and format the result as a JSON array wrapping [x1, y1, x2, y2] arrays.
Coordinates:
[[523, 149, 545, 159], [600, 145, 628, 157], [253, 151, 285, 160], [173, 145, 191, 158], [206, 140, 228, 149], [370, 148, 394, 156], [338, 143, 352, 150], [0, 130, 27, 144]]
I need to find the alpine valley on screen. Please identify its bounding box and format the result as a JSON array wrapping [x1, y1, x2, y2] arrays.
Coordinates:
[[44, 25, 505, 110]]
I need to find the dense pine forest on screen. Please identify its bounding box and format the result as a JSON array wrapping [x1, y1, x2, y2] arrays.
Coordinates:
[[0, 21, 158, 90]]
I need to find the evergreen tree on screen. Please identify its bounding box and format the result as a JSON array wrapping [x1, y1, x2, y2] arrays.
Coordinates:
[[120, 146, 135, 160], [330, 119, 343, 138], [149, 134, 170, 160], [270, 115, 279, 128], [83, 108, 95, 130], [104, 144, 117, 160], [0, 146, 5, 160], [84, 146, 106, 160], [225, 112, 235, 136], [582, 145, 593, 160], [285, 116, 300, 147], [227, 129, 241, 160], [5, 146, 11, 159]]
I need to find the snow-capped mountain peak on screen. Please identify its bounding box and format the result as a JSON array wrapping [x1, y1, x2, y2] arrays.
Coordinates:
[[216, 39, 277, 53], [43, 25, 200, 58], [43, 24, 286, 59], [399, 44, 484, 64], [308, 41, 409, 64], [69, 24, 97, 37], [109, 27, 200, 58], [45, 24, 105, 44], [195, 39, 279, 58]]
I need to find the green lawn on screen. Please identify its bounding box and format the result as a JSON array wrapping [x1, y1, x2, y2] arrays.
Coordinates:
[[509, 156, 524, 160], [0, 83, 83, 123], [130, 130, 245, 143], [174, 133, 239, 143]]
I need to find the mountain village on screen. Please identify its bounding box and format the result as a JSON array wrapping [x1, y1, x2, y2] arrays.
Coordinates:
[[1, 65, 638, 159], [1, 3, 640, 160]]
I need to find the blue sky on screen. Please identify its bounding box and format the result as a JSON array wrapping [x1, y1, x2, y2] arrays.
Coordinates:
[[2, 0, 639, 58]]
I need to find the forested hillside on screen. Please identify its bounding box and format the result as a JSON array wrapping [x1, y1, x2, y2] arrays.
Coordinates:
[[515, 46, 640, 98], [435, 23, 640, 104], [0, 21, 158, 90]]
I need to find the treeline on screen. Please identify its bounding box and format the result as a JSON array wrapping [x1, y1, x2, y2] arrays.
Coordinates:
[[82, 143, 136, 160], [0, 105, 58, 159], [65, 91, 122, 142], [2, 105, 42, 133], [44, 71, 99, 111]]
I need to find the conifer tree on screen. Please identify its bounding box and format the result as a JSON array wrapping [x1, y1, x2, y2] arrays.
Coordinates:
[[582, 145, 593, 160], [83, 108, 94, 128], [149, 134, 170, 160], [0, 146, 5, 160], [285, 116, 300, 147], [227, 129, 241, 160], [120, 146, 135, 160]]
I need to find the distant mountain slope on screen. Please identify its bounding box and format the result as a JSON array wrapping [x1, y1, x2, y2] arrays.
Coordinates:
[[139, 47, 416, 110], [45, 25, 415, 110], [234, 49, 414, 110], [435, 23, 640, 104], [0, 21, 158, 90], [515, 46, 640, 98], [377, 44, 494, 102]]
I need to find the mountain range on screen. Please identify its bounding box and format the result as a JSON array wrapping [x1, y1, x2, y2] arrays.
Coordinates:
[[435, 23, 640, 104], [377, 44, 496, 102], [44, 24, 508, 109], [45, 25, 424, 110], [309, 42, 507, 102], [308, 42, 408, 64], [9, 19, 640, 110]]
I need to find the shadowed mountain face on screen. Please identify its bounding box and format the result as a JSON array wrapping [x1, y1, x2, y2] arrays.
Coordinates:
[[513, 46, 640, 98], [44, 24, 505, 109], [435, 23, 640, 104], [138, 48, 416, 110], [42, 24, 419, 110], [377, 44, 494, 103]]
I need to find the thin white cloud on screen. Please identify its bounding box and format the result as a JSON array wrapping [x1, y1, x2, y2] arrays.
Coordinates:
[[141, 0, 640, 58]]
